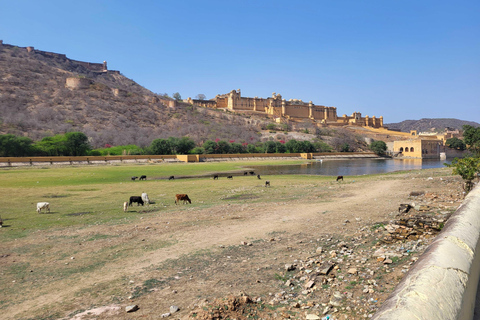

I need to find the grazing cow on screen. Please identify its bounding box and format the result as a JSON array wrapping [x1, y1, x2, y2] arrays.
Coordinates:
[[36, 202, 50, 214], [169, 176, 175, 180], [244, 172, 248, 176], [265, 181, 270, 187], [249, 171, 255, 175], [175, 194, 191, 205], [0, 215, 3, 227], [257, 174, 261, 179], [139, 175, 147, 180], [123, 201, 129, 212], [227, 175, 233, 179], [131, 176, 138, 181], [213, 175, 219, 180], [141, 192, 150, 205], [129, 196, 144, 206], [336, 175, 344, 181]]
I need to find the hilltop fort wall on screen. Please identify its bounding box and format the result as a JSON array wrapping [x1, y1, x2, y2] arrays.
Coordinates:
[[0, 40, 119, 74], [187, 89, 384, 128]]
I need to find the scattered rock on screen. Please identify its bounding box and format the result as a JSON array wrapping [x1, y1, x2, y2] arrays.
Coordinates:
[[125, 305, 139, 313], [285, 264, 296, 271]]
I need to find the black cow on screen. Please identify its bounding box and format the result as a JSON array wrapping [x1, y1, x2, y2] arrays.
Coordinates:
[[265, 181, 270, 187], [249, 171, 255, 175], [139, 175, 147, 180], [131, 176, 138, 181], [244, 172, 248, 176], [213, 175, 219, 180], [169, 176, 175, 180], [336, 175, 344, 181], [257, 174, 261, 179], [227, 176, 233, 179], [129, 196, 144, 206]]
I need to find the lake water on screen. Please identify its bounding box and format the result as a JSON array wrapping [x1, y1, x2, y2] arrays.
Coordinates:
[[249, 158, 451, 176]]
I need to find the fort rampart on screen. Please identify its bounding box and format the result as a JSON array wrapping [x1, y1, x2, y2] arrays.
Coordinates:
[[0, 40, 118, 74]]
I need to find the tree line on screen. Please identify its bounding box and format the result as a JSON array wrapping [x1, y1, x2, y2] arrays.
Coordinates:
[[0, 132, 337, 157]]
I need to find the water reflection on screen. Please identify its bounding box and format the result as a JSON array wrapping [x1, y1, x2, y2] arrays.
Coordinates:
[[249, 158, 451, 176]]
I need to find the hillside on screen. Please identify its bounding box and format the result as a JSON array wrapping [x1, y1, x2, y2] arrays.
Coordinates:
[[385, 118, 479, 133], [0, 43, 267, 148], [1, 42, 475, 151]]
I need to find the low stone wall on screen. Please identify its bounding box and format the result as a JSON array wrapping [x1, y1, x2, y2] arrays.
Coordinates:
[[372, 185, 480, 320]]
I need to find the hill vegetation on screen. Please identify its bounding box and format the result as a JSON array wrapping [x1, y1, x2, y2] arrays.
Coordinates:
[[385, 118, 479, 133], [0, 43, 267, 148]]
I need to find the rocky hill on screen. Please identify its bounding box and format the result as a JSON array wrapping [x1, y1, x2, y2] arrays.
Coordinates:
[[1, 42, 475, 151], [385, 118, 479, 133], [0, 42, 268, 148]]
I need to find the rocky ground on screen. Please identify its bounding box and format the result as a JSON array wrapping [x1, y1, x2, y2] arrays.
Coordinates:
[[185, 177, 464, 320], [2, 168, 467, 320]]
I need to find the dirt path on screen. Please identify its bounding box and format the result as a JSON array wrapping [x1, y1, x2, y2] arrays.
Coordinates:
[[1, 170, 464, 319]]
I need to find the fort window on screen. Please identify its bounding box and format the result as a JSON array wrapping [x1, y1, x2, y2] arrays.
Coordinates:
[[399, 147, 404, 152], [410, 147, 414, 152], [404, 147, 409, 152]]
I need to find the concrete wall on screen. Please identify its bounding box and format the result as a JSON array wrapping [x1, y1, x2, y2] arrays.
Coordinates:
[[372, 185, 480, 320]]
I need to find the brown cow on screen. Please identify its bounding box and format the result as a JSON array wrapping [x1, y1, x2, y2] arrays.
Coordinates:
[[175, 194, 191, 205]]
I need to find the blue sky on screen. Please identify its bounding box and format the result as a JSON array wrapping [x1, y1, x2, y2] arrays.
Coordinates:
[[1, 0, 479, 123]]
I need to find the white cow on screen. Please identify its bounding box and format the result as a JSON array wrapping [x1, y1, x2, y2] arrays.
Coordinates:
[[36, 202, 50, 214], [123, 201, 129, 212], [141, 192, 150, 205]]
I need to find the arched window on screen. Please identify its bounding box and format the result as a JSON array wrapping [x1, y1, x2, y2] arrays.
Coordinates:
[[410, 147, 414, 152], [399, 147, 404, 152], [404, 147, 409, 152]]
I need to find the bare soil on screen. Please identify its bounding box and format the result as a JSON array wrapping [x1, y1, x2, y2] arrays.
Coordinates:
[[0, 168, 465, 320]]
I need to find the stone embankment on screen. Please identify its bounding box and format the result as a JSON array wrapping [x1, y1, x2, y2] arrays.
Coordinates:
[[372, 184, 480, 320], [0, 153, 380, 167]]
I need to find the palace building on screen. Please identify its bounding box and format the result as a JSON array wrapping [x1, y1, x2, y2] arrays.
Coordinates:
[[186, 89, 384, 128]]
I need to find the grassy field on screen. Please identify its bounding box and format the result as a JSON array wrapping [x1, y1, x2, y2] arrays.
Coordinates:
[[0, 160, 342, 240], [0, 161, 459, 319]]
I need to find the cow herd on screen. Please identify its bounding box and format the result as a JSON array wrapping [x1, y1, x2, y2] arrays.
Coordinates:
[[35, 170, 345, 214]]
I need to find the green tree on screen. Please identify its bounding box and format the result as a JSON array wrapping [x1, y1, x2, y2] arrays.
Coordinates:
[[340, 143, 350, 152], [216, 140, 231, 154], [169, 137, 195, 154], [370, 141, 388, 155], [150, 138, 173, 155], [64, 132, 91, 156], [246, 144, 257, 153], [0, 134, 34, 157], [190, 147, 205, 154], [445, 137, 466, 151], [313, 141, 332, 152], [264, 141, 276, 153], [285, 139, 301, 153], [275, 142, 287, 153], [446, 157, 480, 193], [463, 125, 480, 155], [173, 92, 182, 101], [35, 135, 67, 156], [299, 140, 315, 153], [202, 140, 218, 154], [230, 143, 245, 154]]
